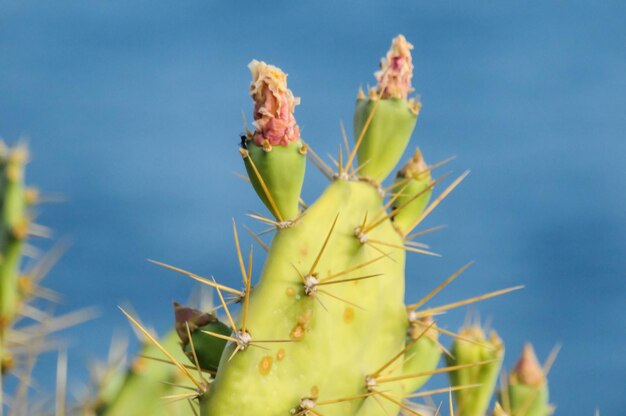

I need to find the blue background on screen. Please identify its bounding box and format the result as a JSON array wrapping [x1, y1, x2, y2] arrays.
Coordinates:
[[1, 1, 625, 413]]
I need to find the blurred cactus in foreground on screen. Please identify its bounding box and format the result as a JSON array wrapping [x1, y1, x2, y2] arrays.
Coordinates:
[[0, 141, 93, 415]]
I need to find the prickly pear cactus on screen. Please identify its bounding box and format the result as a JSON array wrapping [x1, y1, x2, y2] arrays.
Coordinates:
[[199, 35, 434, 416], [116, 35, 556, 416]]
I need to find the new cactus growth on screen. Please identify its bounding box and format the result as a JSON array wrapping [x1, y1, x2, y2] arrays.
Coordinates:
[[391, 149, 433, 235], [354, 35, 421, 183], [446, 325, 504, 416], [503, 344, 551, 416], [242, 60, 307, 222]]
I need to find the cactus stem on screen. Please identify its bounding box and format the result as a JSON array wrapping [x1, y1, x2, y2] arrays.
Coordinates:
[[405, 383, 482, 399], [410, 286, 524, 316], [403, 171, 470, 237], [148, 260, 244, 297], [239, 148, 285, 222], [408, 262, 475, 311], [118, 307, 206, 391]]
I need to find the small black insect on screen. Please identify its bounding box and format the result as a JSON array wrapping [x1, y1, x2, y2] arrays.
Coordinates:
[[239, 133, 248, 149]]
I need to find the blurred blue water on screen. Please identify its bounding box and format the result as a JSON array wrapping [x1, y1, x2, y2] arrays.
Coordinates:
[[1, 1, 625, 413]]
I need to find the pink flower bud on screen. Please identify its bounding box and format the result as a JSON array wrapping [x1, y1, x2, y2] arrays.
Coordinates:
[[248, 60, 301, 147], [375, 35, 415, 100], [512, 343, 545, 387]]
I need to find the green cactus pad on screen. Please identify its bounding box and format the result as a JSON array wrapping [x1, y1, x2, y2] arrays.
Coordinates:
[[402, 322, 442, 393], [199, 179, 409, 415], [184, 320, 231, 372], [353, 98, 417, 183], [243, 139, 306, 221], [447, 326, 504, 416]]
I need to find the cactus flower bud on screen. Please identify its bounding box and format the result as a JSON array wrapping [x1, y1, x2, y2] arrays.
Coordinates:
[[374, 34, 414, 100], [242, 61, 306, 222], [447, 325, 505, 416], [511, 343, 544, 387], [506, 344, 550, 416], [173, 303, 231, 372], [353, 35, 421, 182], [248, 60, 301, 147], [391, 149, 433, 234]]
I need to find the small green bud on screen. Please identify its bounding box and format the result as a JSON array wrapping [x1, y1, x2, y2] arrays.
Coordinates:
[[507, 344, 550, 416], [391, 149, 433, 234], [402, 315, 442, 392], [173, 303, 231, 372], [353, 35, 421, 182], [242, 60, 306, 221], [447, 325, 505, 416]]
